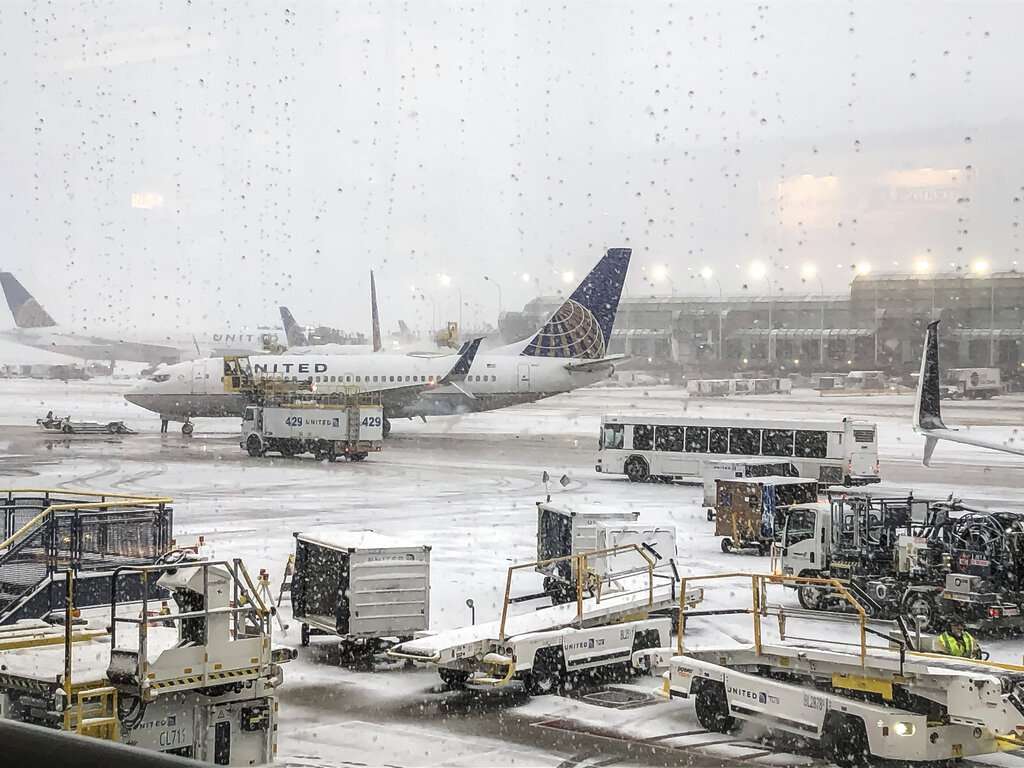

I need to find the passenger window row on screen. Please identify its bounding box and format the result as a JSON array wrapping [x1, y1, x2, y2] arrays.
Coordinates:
[[305, 374, 498, 384], [632, 424, 829, 459]]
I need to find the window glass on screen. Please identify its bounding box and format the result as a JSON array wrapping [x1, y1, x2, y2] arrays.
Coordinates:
[[601, 424, 624, 450], [684, 425, 708, 453], [655, 425, 684, 452], [632, 424, 653, 451], [762, 429, 795, 457], [729, 428, 762, 455], [795, 430, 828, 459], [709, 427, 729, 454], [785, 508, 817, 546]]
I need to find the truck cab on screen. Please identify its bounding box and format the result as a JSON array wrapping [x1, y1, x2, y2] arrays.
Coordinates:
[[779, 502, 831, 578]]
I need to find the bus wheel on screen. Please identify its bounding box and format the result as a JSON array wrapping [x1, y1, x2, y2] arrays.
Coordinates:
[[821, 712, 870, 768], [624, 456, 649, 483]]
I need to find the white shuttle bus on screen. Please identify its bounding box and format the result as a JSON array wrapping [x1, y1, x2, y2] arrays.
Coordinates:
[[596, 415, 880, 486]]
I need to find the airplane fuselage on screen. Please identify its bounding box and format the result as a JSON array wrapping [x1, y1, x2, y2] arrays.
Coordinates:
[[124, 351, 612, 421]]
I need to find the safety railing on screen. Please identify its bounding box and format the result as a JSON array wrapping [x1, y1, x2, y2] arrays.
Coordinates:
[[498, 543, 659, 642]]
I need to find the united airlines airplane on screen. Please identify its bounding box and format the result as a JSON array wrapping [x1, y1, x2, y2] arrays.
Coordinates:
[[124, 247, 631, 434]]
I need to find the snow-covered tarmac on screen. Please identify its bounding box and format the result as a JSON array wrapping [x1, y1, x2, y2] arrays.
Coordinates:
[[2, 378, 1024, 768]]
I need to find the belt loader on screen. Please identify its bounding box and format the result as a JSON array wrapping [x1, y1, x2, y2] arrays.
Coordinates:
[[0, 559, 294, 765], [388, 543, 702, 696], [633, 573, 1024, 767]]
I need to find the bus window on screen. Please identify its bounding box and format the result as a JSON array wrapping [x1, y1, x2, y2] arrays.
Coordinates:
[[601, 424, 624, 450], [684, 425, 708, 453], [709, 427, 728, 454], [762, 429, 795, 457], [632, 424, 654, 451], [729, 428, 761, 455], [655, 425, 684, 452], [795, 430, 828, 458]]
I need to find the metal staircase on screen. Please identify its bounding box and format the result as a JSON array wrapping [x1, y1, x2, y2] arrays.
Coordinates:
[[0, 490, 173, 625]]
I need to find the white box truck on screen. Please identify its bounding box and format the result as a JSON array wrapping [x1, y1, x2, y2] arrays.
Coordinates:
[[943, 367, 1001, 399], [242, 397, 383, 461], [291, 530, 430, 655]]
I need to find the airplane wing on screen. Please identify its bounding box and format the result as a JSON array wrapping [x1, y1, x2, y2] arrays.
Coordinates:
[[378, 337, 483, 411], [563, 354, 628, 373], [913, 320, 1024, 465]]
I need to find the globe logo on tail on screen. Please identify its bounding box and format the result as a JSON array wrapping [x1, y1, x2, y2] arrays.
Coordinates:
[[522, 299, 606, 359]]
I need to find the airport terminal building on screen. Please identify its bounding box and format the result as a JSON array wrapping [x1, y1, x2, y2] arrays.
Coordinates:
[[501, 271, 1024, 379]]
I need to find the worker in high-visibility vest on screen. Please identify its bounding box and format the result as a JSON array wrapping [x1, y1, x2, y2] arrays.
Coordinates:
[[937, 619, 982, 659]]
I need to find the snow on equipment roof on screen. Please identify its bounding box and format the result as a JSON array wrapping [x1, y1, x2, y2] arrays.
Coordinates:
[[295, 529, 428, 552]]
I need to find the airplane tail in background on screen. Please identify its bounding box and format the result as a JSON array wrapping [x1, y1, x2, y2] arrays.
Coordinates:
[[279, 306, 308, 347], [370, 271, 382, 352], [520, 247, 631, 359], [914, 320, 947, 432], [0, 272, 57, 328]]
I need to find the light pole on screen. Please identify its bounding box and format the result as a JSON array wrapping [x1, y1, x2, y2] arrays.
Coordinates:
[[749, 261, 776, 363], [972, 260, 995, 366], [802, 264, 826, 367], [699, 267, 724, 361], [483, 275, 503, 321]]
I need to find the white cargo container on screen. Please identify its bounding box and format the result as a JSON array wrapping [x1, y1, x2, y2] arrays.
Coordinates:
[[291, 531, 430, 652], [535, 502, 677, 601], [701, 457, 796, 507], [242, 397, 383, 461]]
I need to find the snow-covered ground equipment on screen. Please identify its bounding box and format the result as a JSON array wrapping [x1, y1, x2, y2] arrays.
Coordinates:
[[0, 559, 294, 765], [0, 489, 173, 625], [713, 476, 819, 555], [241, 393, 383, 461], [290, 531, 430, 655], [777, 487, 1024, 632], [36, 413, 133, 434], [535, 501, 676, 602], [701, 457, 797, 507], [387, 543, 702, 695], [634, 573, 1024, 766]]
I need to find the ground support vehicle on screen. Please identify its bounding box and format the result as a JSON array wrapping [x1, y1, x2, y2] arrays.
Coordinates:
[[241, 393, 383, 461], [713, 476, 818, 555], [944, 367, 1001, 399], [535, 502, 676, 602], [701, 458, 796, 507], [634, 573, 1024, 767], [0, 489, 173, 625], [36, 415, 133, 434], [290, 531, 430, 659], [0, 559, 294, 765], [778, 489, 1024, 633], [597, 415, 879, 486], [387, 544, 703, 696]]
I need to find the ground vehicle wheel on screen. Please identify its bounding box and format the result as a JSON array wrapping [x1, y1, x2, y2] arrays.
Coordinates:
[[821, 712, 870, 768], [720, 537, 733, 554], [382, 417, 391, 438], [181, 421, 194, 435], [61, 423, 72, 434], [246, 434, 264, 457], [106, 422, 118, 434], [527, 648, 565, 696], [351, 453, 367, 461], [438, 668, 470, 689], [693, 680, 736, 733], [300, 623, 310, 647], [279, 443, 297, 457], [798, 583, 825, 610], [624, 456, 649, 483], [901, 590, 938, 633]]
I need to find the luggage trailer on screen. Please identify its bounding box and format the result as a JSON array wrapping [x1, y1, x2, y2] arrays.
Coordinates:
[[633, 572, 1024, 766], [0, 560, 294, 765], [388, 543, 703, 695]]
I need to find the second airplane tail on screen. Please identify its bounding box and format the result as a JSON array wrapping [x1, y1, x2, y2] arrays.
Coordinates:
[[0, 272, 57, 328], [279, 306, 308, 347]]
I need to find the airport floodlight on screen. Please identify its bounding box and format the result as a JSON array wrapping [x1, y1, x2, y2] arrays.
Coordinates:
[[748, 261, 767, 280], [971, 259, 990, 275], [913, 258, 931, 274], [651, 264, 669, 282], [561, 270, 575, 284], [800, 263, 817, 280], [854, 262, 872, 276], [700, 266, 713, 280]]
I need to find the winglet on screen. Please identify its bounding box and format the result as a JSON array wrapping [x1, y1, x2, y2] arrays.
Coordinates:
[[441, 336, 483, 384], [0, 272, 57, 328], [914, 320, 946, 432], [370, 270, 382, 352], [279, 307, 308, 347]]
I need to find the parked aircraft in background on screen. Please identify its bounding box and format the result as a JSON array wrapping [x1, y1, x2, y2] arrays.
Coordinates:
[[913, 319, 1024, 464], [0, 272, 282, 365], [124, 247, 631, 435]]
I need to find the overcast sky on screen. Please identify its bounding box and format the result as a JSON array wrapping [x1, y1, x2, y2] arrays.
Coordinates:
[[2, 1, 1023, 335]]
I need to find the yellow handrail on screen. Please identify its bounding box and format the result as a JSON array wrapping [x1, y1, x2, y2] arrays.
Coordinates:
[[499, 543, 657, 642]]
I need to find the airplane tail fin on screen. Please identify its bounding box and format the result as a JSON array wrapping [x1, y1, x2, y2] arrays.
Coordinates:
[[370, 271, 382, 352], [520, 247, 631, 359], [914, 320, 947, 432], [441, 336, 483, 383], [0, 272, 57, 328], [279, 306, 308, 347]]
